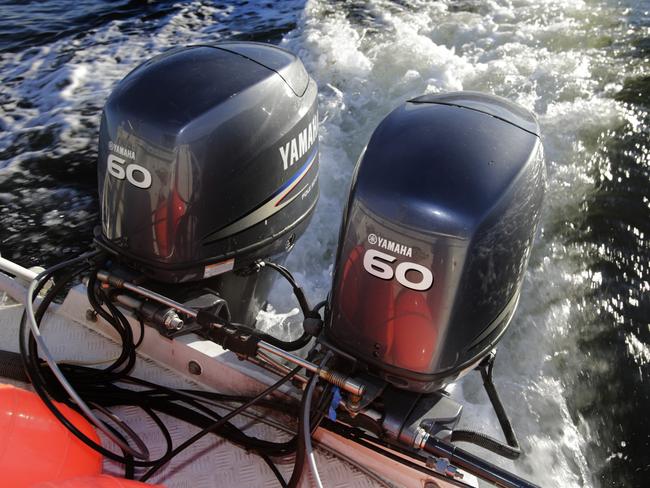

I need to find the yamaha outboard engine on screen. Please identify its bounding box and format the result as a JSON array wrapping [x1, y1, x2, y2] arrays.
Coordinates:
[[327, 92, 545, 393], [96, 42, 319, 324]]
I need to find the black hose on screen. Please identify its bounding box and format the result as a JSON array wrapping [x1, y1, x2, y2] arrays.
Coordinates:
[[261, 455, 288, 488], [262, 261, 311, 316], [20, 259, 133, 463], [450, 429, 520, 460], [5, 343, 298, 486], [71, 378, 297, 459], [251, 261, 318, 351], [480, 358, 521, 453], [251, 328, 313, 352], [10, 252, 306, 486], [62, 363, 303, 457], [197, 261, 316, 352], [450, 356, 521, 460], [286, 375, 314, 488], [84, 271, 137, 376]]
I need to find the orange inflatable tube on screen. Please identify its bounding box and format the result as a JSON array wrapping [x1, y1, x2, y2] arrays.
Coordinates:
[[0, 384, 102, 487], [30, 474, 165, 488]]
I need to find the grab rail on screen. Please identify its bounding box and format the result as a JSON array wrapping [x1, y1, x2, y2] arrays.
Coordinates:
[[0, 255, 38, 282]]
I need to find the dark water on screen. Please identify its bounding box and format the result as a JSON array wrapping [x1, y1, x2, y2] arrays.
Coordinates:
[[564, 94, 650, 485], [564, 3, 650, 484], [0, 1, 648, 486]]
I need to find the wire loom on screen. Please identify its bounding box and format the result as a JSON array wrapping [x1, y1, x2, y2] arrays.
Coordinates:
[[17, 251, 333, 487]]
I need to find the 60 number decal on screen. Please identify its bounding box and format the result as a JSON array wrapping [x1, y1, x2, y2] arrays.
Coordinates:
[[107, 154, 152, 189], [363, 249, 433, 291]]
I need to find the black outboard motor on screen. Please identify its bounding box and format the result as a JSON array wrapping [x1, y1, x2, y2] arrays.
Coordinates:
[[96, 42, 319, 324], [327, 92, 545, 393]]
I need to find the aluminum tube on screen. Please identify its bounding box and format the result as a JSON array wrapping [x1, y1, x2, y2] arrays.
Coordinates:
[[0, 256, 38, 282]]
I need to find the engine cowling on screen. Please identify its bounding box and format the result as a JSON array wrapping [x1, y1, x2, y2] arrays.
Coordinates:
[[327, 92, 545, 392], [97, 42, 319, 284]]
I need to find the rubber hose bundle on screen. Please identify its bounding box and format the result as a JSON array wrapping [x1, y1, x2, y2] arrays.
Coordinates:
[[15, 253, 310, 486]]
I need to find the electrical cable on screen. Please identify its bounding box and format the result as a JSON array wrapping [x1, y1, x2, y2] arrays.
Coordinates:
[[59, 362, 303, 457], [185, 260, 316, 352], [302, 373, 323, 488], [65, 373, 297, 457], [16, 253, 328, 486], [134, 316, 145, 349], [85, 272, 137, 375], [20, 257, 189, 471], [259, 261, 304, 307], [304, 351, 334, 488], [14, 333, 299, 486], [252, 261, 316, 351], [139, 365, 302, 482], [11, 332, 331, 488], [286, 351, 333, 488], [261, 454, 289, 488], [19, 256, 152, 463], [286, 377, 311, 488]]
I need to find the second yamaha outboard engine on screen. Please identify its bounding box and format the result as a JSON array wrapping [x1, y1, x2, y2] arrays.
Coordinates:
[[327, 92, 545, 393], [96, 42, 319, 324]]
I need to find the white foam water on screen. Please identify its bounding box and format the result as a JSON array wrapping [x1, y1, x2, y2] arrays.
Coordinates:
[[256, 1, 648, 487]]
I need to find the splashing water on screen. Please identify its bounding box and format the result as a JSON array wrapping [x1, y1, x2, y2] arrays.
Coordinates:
[[274, 2, 650, 486]]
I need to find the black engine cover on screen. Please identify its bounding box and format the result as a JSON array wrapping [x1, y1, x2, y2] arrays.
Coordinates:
[[97, 43, 319, 283], [327, 92, 545, 392]]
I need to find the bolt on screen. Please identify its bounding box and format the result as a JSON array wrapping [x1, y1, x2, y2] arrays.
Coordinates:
[[188, 360, 202, 375], [345, 393, 363, 418], [163, 310, 184, 330], [425, 456, 462, 480], [285, 233, 296, 251], [85, 309, 98, 322]]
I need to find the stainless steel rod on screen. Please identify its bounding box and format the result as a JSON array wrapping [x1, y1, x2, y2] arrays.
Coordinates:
[[257, 341, 318, 372], [95, 270, 365, 396], [256, 350, 309, 383], [247, 355, 309, 386], [97, 270, 198, 317], [252, 353, 350, 409]]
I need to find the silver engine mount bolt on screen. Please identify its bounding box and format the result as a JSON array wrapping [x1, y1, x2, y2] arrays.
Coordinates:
[[162, 310, 184, 330]]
